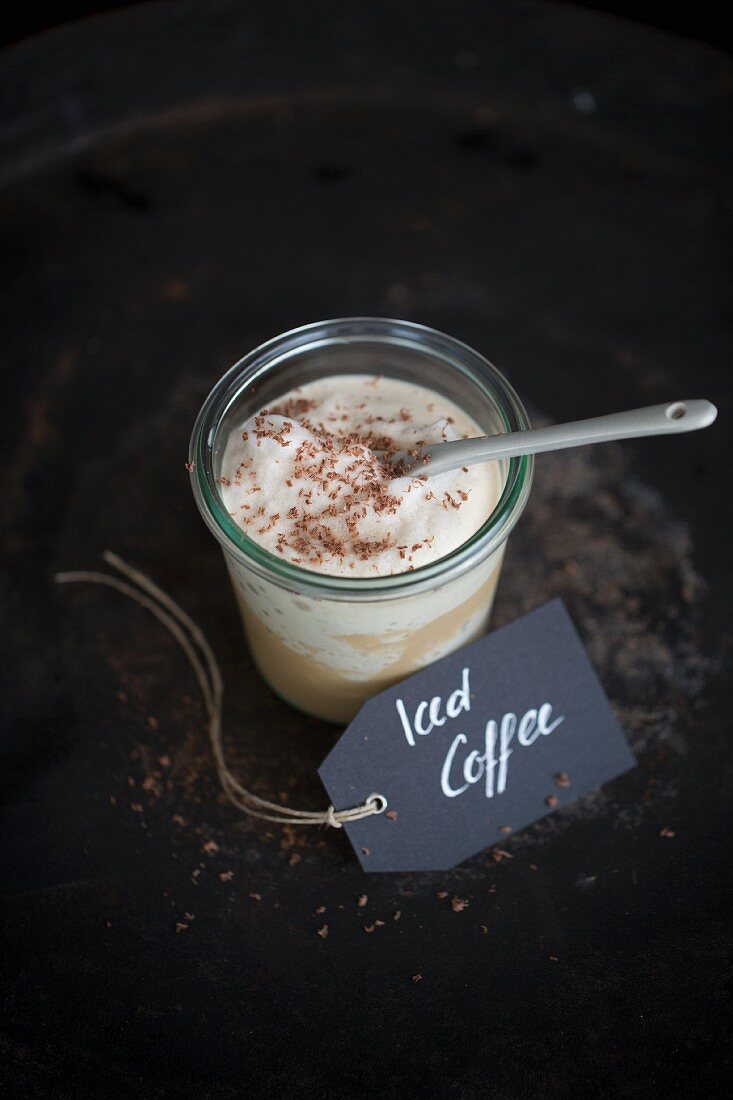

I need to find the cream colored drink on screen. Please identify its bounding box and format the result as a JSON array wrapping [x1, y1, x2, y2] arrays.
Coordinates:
[[218, 374, 504, 721]]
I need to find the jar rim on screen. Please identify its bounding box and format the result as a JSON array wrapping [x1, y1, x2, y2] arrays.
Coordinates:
[[189, 317, 533, 601]]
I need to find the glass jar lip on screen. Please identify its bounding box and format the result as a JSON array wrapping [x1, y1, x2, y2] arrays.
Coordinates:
[[189, 317, 533, 601]]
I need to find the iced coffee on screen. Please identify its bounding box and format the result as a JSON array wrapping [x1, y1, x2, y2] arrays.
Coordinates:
[[190, 319, 533, 723]]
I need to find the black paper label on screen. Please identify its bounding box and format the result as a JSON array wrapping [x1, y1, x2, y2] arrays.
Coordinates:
[[319, 599, 636, 872]]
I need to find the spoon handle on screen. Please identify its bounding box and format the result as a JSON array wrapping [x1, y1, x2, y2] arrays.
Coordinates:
[[420, 399, 718, 476]]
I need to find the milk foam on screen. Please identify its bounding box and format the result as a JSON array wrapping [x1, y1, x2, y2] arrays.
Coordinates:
[[220, 375, 501, 578]]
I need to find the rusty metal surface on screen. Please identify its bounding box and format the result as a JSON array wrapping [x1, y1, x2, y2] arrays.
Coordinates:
[[1, 2, 731, 1096]]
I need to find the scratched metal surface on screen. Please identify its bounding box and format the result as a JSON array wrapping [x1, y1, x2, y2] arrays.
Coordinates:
[[1, 2, 731, 1096]]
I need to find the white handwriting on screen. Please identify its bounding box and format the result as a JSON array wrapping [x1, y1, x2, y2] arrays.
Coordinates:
[[396, 668, 471, 747], [440, 704, 564, 800]]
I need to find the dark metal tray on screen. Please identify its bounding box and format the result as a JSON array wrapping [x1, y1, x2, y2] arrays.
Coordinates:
[[1, 2, 730, 1095]]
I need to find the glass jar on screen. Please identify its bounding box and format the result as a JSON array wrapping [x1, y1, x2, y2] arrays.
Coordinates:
[[189, 318, 533, 723]]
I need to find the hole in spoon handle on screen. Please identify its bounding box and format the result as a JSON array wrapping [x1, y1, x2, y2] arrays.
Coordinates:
[[660, 399, 717, 432]]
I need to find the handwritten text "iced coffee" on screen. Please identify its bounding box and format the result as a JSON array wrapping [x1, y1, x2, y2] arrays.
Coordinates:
[[395, 668, 564, 799]]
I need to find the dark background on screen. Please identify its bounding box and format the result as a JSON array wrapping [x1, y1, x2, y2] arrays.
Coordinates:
[[1, 1, 731, 1097], [2, 1, 731, 51]]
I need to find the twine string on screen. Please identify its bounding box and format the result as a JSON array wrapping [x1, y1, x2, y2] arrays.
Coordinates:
[[55, 553, 386, 829]]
